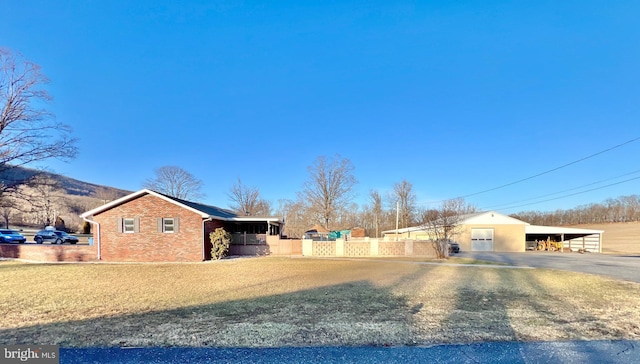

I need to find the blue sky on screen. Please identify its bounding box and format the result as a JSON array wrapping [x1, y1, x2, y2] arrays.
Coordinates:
[[2, 1, 639, 213]]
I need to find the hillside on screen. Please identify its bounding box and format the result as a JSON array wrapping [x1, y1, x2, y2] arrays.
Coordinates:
[[0, 165, 131, 197], [569, 222, 640, 254]]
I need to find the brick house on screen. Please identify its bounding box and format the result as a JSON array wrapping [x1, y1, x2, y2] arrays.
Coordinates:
[[79, 189, 285, 262]]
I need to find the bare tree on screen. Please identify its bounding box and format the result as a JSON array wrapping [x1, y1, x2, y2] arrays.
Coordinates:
[[510, 194, 640, 226], [0, 48, 77, 190], [369, 190, 383, 237], [299, 155, 357, 230], [274, 199, 312, 238], [19, 175, 65, 227], [0, 193, 17, 228], [227, 178, 271, 215], [143, 166, 205, 200], [390, 179, 416, 229], [93, 186, 124, 205], [417, 198, 475, 259]]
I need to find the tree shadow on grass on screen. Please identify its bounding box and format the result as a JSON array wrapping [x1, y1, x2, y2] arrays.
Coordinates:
[[436, 266, 631, 342], [0, 281, 415, 348], [424, 266, 636, 362]]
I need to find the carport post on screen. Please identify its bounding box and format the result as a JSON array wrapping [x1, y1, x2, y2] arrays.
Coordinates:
[[561, 233, 564, 253]]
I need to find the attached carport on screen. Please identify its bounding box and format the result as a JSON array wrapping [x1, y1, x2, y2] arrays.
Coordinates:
[[525, 225, 604, 253]]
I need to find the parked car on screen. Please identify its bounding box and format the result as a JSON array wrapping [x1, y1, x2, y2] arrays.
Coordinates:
[[34, 230, 79, 244], [0, 229, 26, 243], [448, 241, 460, 254]]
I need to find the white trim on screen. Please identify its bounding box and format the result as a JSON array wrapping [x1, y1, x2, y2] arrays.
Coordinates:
[[80, 189, 284, 224], [525, 225, 604, 234], [82, 216, 101, 260], [382, 211, 527, 235], [80, 189, 210, 219]]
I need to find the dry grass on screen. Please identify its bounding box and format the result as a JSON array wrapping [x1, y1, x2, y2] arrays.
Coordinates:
[[1, 257, 639, 347], [570, 221, 640, 254]]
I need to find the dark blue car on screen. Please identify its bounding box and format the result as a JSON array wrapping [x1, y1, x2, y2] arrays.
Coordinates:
[[34, 229, 79, 244]]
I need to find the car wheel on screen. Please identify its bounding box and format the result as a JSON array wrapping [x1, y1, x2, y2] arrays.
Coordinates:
[[55, 238, 63, 245], [35, 237, 43, 244]]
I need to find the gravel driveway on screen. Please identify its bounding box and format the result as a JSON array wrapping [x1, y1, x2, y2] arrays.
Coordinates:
[[459, 251, 640, 283]]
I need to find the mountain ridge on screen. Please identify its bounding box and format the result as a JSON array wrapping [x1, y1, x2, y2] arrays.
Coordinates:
[[0, 165, 132, 198]]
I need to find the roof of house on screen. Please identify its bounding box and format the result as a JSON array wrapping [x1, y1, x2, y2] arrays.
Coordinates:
[[305, 224, 330, 233], [80, 189, 283, 223]]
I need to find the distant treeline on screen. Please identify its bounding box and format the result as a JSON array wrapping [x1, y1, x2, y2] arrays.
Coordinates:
[[510, 195, 640, 226]]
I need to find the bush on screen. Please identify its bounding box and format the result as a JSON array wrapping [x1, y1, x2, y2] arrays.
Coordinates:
[[81, 221, 91, 234], [210, 227, 231, 260]]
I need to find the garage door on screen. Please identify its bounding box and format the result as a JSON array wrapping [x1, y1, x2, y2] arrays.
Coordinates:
[[471, 228, 494, 251]]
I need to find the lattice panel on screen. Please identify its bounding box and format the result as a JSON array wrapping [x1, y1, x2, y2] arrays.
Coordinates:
[[378, 242, 405, 256], [345, 242, 370, 256], [313, 242, 336, 256]]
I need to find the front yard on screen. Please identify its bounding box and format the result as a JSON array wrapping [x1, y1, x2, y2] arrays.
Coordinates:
[[1, 257, 639, 347]]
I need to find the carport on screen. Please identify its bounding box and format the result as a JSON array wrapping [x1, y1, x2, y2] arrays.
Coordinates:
[[525, 225, 604, 253]]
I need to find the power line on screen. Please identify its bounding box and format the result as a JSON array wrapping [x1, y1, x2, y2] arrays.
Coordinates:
[[415, 136, 640, 207], [460, 136, 640, 199], [480, 169, 640, 210], [488, 175, 640, 212]]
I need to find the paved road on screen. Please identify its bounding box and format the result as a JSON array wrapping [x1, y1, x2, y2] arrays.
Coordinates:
[[60, 341, 640, 363], [459, 252, 640, 283]]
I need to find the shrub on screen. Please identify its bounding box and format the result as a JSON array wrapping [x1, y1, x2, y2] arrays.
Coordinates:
[[210, 227, 231, 260], [81, 221, 91, 234]]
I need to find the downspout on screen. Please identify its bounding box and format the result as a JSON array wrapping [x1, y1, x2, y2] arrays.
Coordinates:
[[202, 218, 213, 261], [82, 216, 101, 260]]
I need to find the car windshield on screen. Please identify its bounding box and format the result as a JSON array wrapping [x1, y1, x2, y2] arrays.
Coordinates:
[[0, 229, 16, 234]]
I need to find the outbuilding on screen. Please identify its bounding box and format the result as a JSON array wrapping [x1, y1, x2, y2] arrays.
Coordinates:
[[382, 211, 603, 253]]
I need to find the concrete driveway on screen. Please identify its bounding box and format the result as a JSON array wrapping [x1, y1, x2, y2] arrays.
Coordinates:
[[459, 251, 640, 283]]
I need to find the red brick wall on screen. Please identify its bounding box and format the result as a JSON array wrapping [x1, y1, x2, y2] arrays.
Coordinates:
[[0, 243, 97, 262], [92, 194, 204, 262], [203, 219, 226, 260]]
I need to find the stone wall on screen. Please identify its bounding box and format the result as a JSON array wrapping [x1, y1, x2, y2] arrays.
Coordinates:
[[302, 238, 437, 258]]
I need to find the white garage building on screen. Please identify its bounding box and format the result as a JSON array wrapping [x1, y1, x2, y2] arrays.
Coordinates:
[[383, 211, 604, 253]]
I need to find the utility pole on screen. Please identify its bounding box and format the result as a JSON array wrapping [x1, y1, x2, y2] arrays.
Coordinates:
[[395, 201, 399, 241]]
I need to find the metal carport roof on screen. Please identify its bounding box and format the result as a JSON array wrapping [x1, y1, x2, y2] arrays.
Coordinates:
[[525, 225, 603, 235]]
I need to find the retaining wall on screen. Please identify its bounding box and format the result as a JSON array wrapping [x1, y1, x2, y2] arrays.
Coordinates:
[[0, 243, 98, 262]]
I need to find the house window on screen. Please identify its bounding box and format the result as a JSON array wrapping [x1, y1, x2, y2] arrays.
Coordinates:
[[162, 218, 175, 233], [123, 218, 135, 233], [157, 217, 179, 233], [119, 217, 139, 233]]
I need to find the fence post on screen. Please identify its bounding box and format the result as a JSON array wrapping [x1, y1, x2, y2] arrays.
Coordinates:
[[370, 238, 379, 256], [336, 238, 345, 256], [302, 239, 313, 256]]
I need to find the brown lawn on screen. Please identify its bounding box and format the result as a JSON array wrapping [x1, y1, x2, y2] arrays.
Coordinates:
[[1, 257, 639, 347]]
